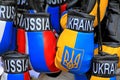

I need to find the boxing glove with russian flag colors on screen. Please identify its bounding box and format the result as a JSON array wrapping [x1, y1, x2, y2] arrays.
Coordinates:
[[24, 12, 60, 73], [16, 9, 35, 53], [16, 0, 36, 54], [16, 8, 40, 78], [0, 0, 15, 55], [3, 0, 17, 51], [1, 51, 30, 80]]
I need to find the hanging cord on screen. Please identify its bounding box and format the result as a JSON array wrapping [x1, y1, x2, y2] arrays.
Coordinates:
[[97, 0, 103, 53]]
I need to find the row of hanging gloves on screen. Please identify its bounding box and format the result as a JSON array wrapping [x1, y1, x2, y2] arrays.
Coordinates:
[[0, 0, 120, 80], [0, 0, 41, 80]]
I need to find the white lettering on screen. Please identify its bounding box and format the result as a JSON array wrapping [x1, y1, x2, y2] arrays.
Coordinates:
[[10, 60, 16, 72], [0, 6, 5, 18], [30, 18, 35, 31], [110, 63, 116, 74], [67, 17, 94, 31], [93, 63, 117, 75], [98, 63, 104, 74], [25, 59, 28, 71], [68, 18, 74, 29], [0, 6, 15, 19], [25, 18, 29, 31], [5, 60, 10, 72], [45, 18, 50, 30], [36, 18, 41, 30], [25, 17, 51, 31], [104, 63, 110, 74], [73, 18, 79, 30], [16, 60, 22, 72], [4, 59, 29, 73], [79, 19, 84, 30], [93, 63, 98, 74], [42, 18, 45, 30]]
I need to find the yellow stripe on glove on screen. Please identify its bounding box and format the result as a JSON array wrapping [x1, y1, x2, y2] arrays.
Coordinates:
[[55, 29, 77, 71]]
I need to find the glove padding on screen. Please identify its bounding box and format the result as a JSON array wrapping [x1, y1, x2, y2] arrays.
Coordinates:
[[1, 51, 30, 80], [0, 1, 15, 54], [55, 10, 94, 74], [92, 51, 119, 77], [24, 12, 60, 73], [90, 43, 119, 80]]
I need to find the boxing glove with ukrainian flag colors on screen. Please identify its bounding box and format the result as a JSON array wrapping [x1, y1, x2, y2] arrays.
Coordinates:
[[1, 51, 30, 80], [90, 43, 119, 80], [55, 9, 95, 74], [24, 12, 60, 73], [94, 42, 120, 68], [60, 0, 108, 29], [0, 0, 15, 54]]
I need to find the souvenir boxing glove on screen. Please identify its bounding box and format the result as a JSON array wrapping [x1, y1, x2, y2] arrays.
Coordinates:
[[55, 9, 95, 75], [2, 0, 17, 51], [16, 7, 40, 79], [90, 0, 119, 79], [1, 51, 30, 80], [0, 0, 15, 54], [24, 12, 60, 73], [90, 44, 119, 80], [17, 0, 35, 54]]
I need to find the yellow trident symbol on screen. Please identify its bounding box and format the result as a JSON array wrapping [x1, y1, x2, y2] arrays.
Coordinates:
[[63, 50, 81, 69]]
